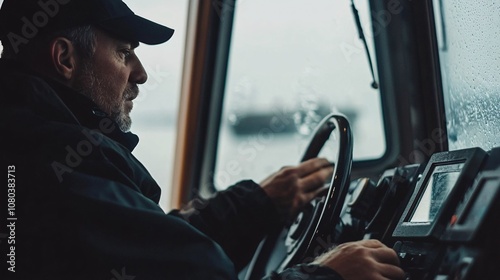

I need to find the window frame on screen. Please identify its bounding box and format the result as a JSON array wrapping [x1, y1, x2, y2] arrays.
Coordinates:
[[203, 0, 399, 194], [173, 0, 449, 206]]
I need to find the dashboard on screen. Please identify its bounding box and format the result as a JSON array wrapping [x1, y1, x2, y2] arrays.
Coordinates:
[[341, 147, 499, 279]]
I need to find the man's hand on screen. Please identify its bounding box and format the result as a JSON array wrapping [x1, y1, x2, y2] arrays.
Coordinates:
[[312, 239, 405, 280], [260, 158, 333, 219]]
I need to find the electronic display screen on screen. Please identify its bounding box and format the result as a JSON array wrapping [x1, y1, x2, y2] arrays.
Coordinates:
[[409, 163, 464, 223], [392, 148, 486, 239]]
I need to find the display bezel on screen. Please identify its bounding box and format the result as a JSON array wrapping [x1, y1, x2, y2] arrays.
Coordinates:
[[392, 148, 487, 239]]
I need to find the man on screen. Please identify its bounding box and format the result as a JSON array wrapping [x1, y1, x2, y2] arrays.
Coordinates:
[[0, 0, 404, 279]]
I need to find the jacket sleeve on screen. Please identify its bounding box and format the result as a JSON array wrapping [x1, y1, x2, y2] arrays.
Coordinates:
[[171, 180, 284, 271], [63, 172, 238, 280], [263, 264, 344, 280]]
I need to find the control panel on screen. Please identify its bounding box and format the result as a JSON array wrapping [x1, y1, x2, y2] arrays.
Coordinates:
[[333, 147, 500, 279], [389, 147, 500, 279]]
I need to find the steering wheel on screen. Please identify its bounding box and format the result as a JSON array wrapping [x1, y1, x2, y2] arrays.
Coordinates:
[[244, 113, 353, 280]]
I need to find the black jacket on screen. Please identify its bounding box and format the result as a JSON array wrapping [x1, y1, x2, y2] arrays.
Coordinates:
[[0, 60, 342, 280]]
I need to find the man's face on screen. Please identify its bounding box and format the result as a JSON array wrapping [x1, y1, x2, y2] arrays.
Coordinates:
[[74, 29, 148, 132]]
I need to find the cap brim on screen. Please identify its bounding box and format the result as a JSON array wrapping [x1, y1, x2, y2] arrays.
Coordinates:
[[98, 15, 174, 45]]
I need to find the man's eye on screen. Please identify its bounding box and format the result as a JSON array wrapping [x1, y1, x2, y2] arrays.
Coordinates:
[[120, 49, 132, 58]]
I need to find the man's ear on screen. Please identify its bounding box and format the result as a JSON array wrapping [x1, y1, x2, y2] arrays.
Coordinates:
[[49, 37, 78, 81]]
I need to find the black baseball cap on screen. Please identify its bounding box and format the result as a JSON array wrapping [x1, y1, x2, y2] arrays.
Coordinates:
[[0, 0, 174, 46]]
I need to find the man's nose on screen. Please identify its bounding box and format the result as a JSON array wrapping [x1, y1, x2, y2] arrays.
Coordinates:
[[130, 57, 148, 84]]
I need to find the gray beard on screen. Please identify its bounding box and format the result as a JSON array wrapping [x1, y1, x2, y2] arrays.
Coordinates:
[[75, 62, 133, 132]]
